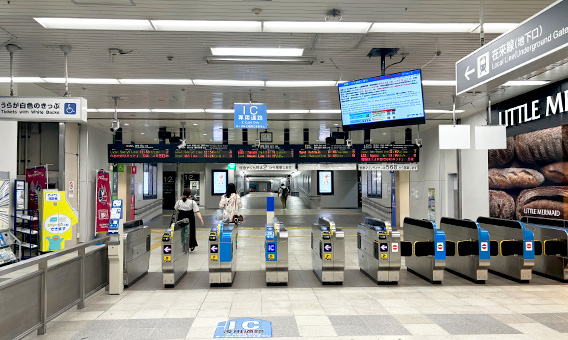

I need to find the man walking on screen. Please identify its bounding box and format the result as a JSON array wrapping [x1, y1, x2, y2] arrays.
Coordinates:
[[278, 184, 289, 209]]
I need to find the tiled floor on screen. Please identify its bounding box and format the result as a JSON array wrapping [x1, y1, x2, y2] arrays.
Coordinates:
[[22, 193, 568, 339]]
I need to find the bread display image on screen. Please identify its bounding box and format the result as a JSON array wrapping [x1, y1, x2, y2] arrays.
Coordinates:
[[516, 186, 568, 220], [488, 168, 544, 189], [488, 137, 515, 167], [489, 190, 516, 219], [541, 162, 568, 184], [514, 126, 568, 164]]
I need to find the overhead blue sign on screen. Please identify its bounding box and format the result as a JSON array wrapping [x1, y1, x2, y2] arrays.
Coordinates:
[[214, 318, 272, 338], [234, 104, 267, 129]]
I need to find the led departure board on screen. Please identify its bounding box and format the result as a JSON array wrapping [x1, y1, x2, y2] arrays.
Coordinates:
[[236, 145, 295, 163], [360, 144, 419, 163], [108, 144, 170, 163], [174, 144, 233, 162], [298, 144, 358, 162]]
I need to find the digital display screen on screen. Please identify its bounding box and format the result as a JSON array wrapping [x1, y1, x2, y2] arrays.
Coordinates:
[[299, 145, 357, 162], [174, 144, 233, 162], [360, 144, 419, 163], [212, 170, 228, 195], [267, 243, 276, 252], [108, 144, 170, 162], [236, 145, 295, 162], [338, 69, 425, 131], [317, 170, 334, 195]]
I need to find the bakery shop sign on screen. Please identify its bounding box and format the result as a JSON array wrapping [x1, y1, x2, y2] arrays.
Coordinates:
[[497, 88, 568, 127]]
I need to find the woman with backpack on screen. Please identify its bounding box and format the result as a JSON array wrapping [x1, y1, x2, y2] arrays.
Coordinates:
[[219, 183, 242, 223], [174, 189, 204, 252]]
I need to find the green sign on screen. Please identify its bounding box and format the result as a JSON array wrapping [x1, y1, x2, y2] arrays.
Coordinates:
[[118, 164, 125, 172], [228, 163, 236, 170]]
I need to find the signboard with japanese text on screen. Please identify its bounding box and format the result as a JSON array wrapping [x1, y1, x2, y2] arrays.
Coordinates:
[[0, 97, 87, 122], [39, 190, 78, 252], [174, 144, 233, 162], [236, 144, 295, 163], [96, 171, 111, 233], [236, 164, 295, 171], [358, 163, 418, 171], [360, 144, 419, 163], [234, 103, 267, 129], [456, 0, 568, 95]]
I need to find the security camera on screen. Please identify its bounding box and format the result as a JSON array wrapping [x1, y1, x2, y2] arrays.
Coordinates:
[[255, 139, 261, 147], [177, 139, 187, 149], [415, 138, 423, 148], [110, 119, 120, 133], [346, 139, 352, 147]]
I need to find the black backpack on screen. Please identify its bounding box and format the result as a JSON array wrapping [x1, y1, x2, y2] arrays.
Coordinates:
[[282, 187, 288, 197]]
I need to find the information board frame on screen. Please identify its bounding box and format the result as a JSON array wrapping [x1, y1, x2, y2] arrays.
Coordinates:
[[317, 170, 334, 195]]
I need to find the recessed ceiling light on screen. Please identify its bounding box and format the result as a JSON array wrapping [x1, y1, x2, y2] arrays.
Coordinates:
[[119, 79, 193, 85], [140, 132, 145, 135], [97, 109, 151, 113], [309, 110, 342, 114], [266, 81, 337, 87], [151, 20, 262, 32], [502, 80, 550, 86], [87, 109, 98, 112], [211, 47, 304, 57], [370, 23, 476, 33], [124, 123, 130, 126], [193, 123, 199, 126], [203, 133, 208, 136], [206, 56, 314, 65], [0, 77, 46, 83], [205, 109, 234, 114], [267, 110, 310, 114], [34, 18, 154, 30], [263, 21, 372, 34], [193, 79, 265, 87], [334, 123, 339, 126], [425, 109, 465, 114], [42, 77, 120, 84], [151, 109, 204, 113]]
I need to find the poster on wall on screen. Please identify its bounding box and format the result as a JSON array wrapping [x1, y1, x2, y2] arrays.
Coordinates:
[[96, 171, 111, 233], [317, 170, 334, 195], [488, 125, 568, 220], [212, 170, 228, 195], [0, 180, 9, 231], [40, 191, 78, 252], [26, 167, 47, 229], [428, 188, 436, 221]]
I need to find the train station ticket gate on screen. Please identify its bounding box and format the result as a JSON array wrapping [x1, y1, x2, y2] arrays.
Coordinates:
[[357, 217, 401, 283], [161, 218, 190, 288], [209, 219, 239, 286], [439, 218, 491, 283], [265, 218, 289, 285], [402, 218, 449, 283], [311, 217, 345, 284], [522, 217, 568, 282], [122, 220, 151, 287], [477, 217, 536, 282]]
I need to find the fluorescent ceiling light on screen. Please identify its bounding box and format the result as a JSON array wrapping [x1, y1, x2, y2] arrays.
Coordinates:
[[43, 77, 120, 84], [34, 18, 153, 31], [193, 79, 265, 87], [425, 109, 465, 114], [267, 110, 310, 114], [370, 23, 475, 33], [266, 81, 337, 87], [263, 21, 372, 34], [422, 80, 456, 86], [205, 109, 234, 114], [151, 109, 204, 113], [211, 47, 304, 57], [97, 109, 151, 113], [206, 56, 314, 65], [502, 80, 550, 86], [119, 79, 193, 85], [471, 23, 518, 34], [309, 110, 342, 114], [151, 20, 261, 32], [87, 109, 98, 112], [0, 77, 45, 83]]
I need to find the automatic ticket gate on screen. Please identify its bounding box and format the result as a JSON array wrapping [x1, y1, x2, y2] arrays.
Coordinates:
[[402, 218, 449, 283], [522, 217, 568, 281], [439, 218, 491, 283], [357, 217, 401, 283], [122, 220, 151, 287], [209, 219, 238, 286], [265, 218, 289, 285], [477, 217, 536, 282], [161, 218, 190, 288], [311, 217, 344, 284]]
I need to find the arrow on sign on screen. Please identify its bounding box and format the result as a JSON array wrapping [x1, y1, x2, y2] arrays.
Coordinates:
[[211, 245, 218, 252], [164, 246, 171, 253], [465, 65, 475, 81], [324, 244, 332, 251], [380, 245, 388, 251]]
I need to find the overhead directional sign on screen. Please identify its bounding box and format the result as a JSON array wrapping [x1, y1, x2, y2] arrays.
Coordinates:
[[234, 103, 267, 129], [456, 0, 568, 95], [0, 97, 88, 122]]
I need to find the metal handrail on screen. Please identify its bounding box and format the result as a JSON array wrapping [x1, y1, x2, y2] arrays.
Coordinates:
[[362, 197, 392, 213], [0, 236, 109, 277]]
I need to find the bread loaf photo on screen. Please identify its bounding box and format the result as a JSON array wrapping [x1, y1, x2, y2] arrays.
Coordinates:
[[541, 162, 568, 184], [516, 186, 568, 220], [488, 136, 515, 167], [489, 190, 516, 219], [514, 126, 568, 164], [488, 168, 544, 189]]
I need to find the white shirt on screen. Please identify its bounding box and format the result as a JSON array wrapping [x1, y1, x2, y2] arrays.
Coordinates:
[[174, 199, 199, 212], [219, 193, 242, 219]]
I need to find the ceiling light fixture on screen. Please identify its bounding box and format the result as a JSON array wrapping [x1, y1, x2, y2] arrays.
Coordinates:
[[370, 23, 475, 33], [471, 23, 518, 34], [193, 79, 265, 87], [151, 109, 204, 113], [206, 56, 314, 65], [263, 21, 372, 34], [211, 47, 304, 57], [425, 109, 465, 114], [151, 20, 262, 32], [43, 77, 120, 84], [266, 81, 337, 87], [97, 108, 151, 113], [502, 80, 550, 86], [0, 77, 46, 83], [119, 79, 193, 85], [87, 109, 98, 112], [309, 110, 342, 114], [193, 123, 198, 126], [267, 109, 310, 114], [34, 18, 153, 30], [205, 109, 235, 114]]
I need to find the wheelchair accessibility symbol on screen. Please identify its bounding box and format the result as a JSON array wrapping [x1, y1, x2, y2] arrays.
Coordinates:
[[64, 103, 76, 115]]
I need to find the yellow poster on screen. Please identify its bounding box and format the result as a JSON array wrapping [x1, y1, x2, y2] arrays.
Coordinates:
[[39, 191, 78, 252]]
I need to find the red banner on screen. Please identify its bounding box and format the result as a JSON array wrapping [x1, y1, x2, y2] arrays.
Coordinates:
[[26, 167, 47, 229], [96, 171, 111, 232]]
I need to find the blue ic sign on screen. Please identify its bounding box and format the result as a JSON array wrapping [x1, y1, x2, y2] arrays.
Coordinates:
[[267, 243, 276, 253], [64, 103, 76, 115], [214, 318, 272, 338], [234, 104, 267, 129]]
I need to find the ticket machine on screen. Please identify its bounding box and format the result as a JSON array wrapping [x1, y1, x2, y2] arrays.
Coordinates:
[[357, 217, 402, 283], [311, 217, 344, 284], [265, 218, 289, 285]]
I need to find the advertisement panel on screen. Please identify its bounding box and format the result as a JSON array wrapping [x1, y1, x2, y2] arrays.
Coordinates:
[[96, 171, 111, 233], [39, 190, 78, 252], [212, 170, 228, 195], [26, 167, 47, 229], [317, 170, 334, 195]]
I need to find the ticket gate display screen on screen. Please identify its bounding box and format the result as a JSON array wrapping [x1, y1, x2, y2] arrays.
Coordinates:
[[267, 243, 276, 252]]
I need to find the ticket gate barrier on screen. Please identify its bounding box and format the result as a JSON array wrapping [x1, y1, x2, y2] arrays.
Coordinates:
[[439, 218, 491, 283], [311, 217, 345, 284], [402, 218, 450, 283], [162, 218, 190, 288], [209, 219, 239, 286], [265, 218, 289, 285], [122, 220, 151, 287], [357, 217, 401, 283], [522, 217, 568, 282], [477, 217, 536, 282]]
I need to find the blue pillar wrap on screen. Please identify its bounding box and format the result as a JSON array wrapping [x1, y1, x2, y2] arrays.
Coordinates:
[[267, 197, 274, 212]]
